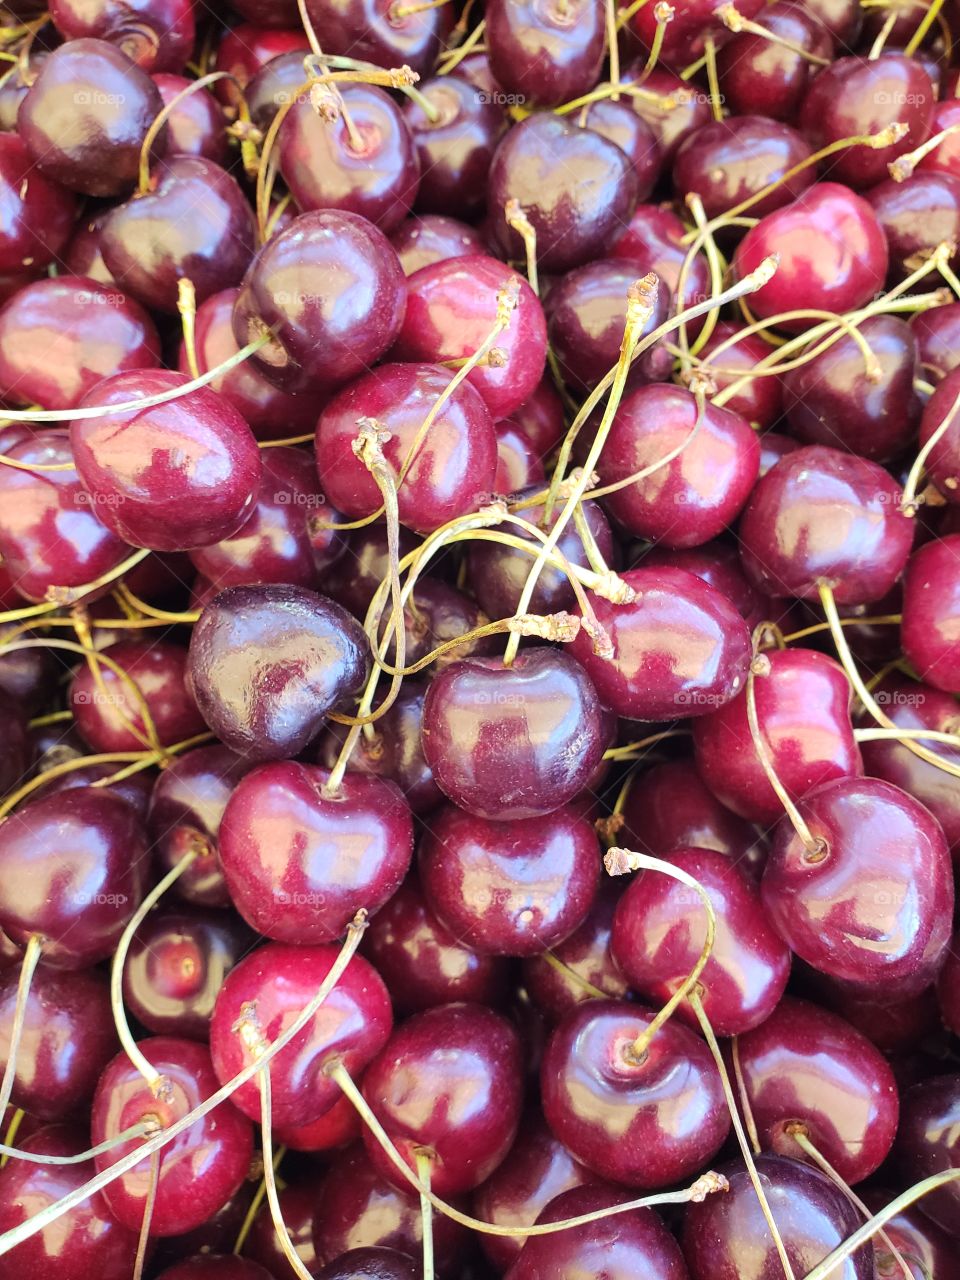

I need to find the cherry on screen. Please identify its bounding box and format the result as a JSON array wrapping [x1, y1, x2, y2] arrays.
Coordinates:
[[897, 1074, 960, 1236], [485, 0, 605, 108], [389, 215, 485, 275], [391, 254, 547, 420], [531, 895, 636, 1021], [861, 1188, 960, 1280], [321, 523, 422, 621], [402, 74, 504, 220], [70, 639, 205, 753], [70, 369, 262, 552], [866, 172, 960, 278], [916, 96, 960, 180], [421, 647, 607, 820], [761, 775, 954, 990], [716, 2, 834, 122], [317, 362, 498, 534], [300, 0, 453, 79], [695, 321, 784, 430], [19, 38, 166, 197], [101, 157, 256, 313], [796, 0, 861, 42], [638, 540, 776, 630], [212, 24, 310, 109], [274, 1091, 361, 1153], [938, 934, 960, 1034], [49, 0, 194, 73], [541, 998, 730, 1187], [568, 565, 753, 721], [243, 1182, 320, 1280], [488, 114, 639, 272], [495, 420, 546, 492], [0, 52, 48, 134], [901, 535, 960, 692], [732, 183, 889, 330], [313, 1144, 468, 1270], [628, 0, 765, 64], [243, 46, 315, 129], [210, 941, 392, 1127], [279, 84, 420, 234], [0, 134, 76, 274], [0, 692, 27, 801], [63, 211, 117, 285], [122, 906, 254, 1039], [0, 1124, 140, 1280], [675, 116, 816, 222], [317, 1248, 415, 1280], [219, 761, 413, 943], [733, 995, 899, 1184], [609, 203, 710, 319], [233, 210, 406, 396], [156, 1260, 274, 1280], [509, 375, 566, 457], [693, 647, 861, 824], [575, 101, 662, 200], [682, 1154, 873, 1280], [0, 788, 145, 968], [92, 1036, 254, 1235], [153, 74, 228, 163], [361, 1001, 522, 1196], [912, 300, 960, 379], [625, 67, 711, 162], [915, 367, 960, 501], [737, 445, 915, 603]]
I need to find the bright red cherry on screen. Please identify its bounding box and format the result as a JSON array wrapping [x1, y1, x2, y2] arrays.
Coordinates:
[[901, 535, 960, 692], [0, 134, 76, 273]]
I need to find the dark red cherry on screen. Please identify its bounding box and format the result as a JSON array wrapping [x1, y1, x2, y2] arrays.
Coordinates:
[[866, 172, 960, 278], [62, 210, 116, 284], [0, 788, 145, 968], [682, 1154, 873, 1280], [488, 114, 639, 272], [274, 1092, 361, 1151], [800, 54, 933, 188], [569, 565, 752, 721], [389, 214, 485, 275], [625, 67, 711, 161], [716, 2, 834, 121], [279, 84, 419, 233], [419, 802, 600, 957], [897, 1074, 960, 1236], [687, 321, 785, 430], [153, 73, 228, 162], [495, 419, 546, 492], [156, 1260, 274, 1280], [901, 536, 960, 692], [219, 761, 413, 943], [485, 0, 604, 108], [243, 1182, 320, 1280], [421, 648, 606, 820], [211, 942, 392, 1126], [733, 996, 899, 1184], [0, 965, 117, 1119], [627, 0, 765, 64], [391, 254, 547, 420], [915, 367, 960, 501], [49, 0, 194, 72], [122, 906, 254, 1039], [0, 691, 27, 801], [912, 300, 960, 379], [233, 209, 406, 396], [402, 74, 503, 220], [0, 1125, 140, 1280], [737, 445, 914, 603], [509, 374, 566, 456], [523, 883, 631, 1014], [0, 133, 76, 274], [693, 647, 861, 823], [187, 584, 369, 760], [92, 1036, 253, 1235], [797, 0, 861, 41], [242, 45, 314, 128], [862, 1188, 960, 1280], [638, 540, 774, 630], [675, 115, 815, 222], [70, 369, 261, 551], [575, 100, 662, 200], [0, 276, 160, 411], [313, 1144, 468, 1270], [732, 183, 889, 330], [541, 998, 729, 1187], [316, 361, 498, 534], [916, 96, 960, 179], [612, 846, 790, 1035], [321, 522, 422, 621], [300, 0, 453, 79], [19, 38, 165, 196], [938, 934, 960, 1035], [70, 639, 205, 753], [212, 23, 309, 109], [761, 776, 954, 989], [316, 1249, 415, 1280], [361, 1002, 523, 1196], [609, 202, 710, 319]]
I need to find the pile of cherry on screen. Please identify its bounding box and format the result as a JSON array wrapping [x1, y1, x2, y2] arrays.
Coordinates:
[[6, 0, 960, 1277]]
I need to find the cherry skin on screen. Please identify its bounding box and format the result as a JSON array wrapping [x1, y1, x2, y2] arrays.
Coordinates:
[[675, 116, 816, 222], [638, 540, 776, 630], [897, 1074, 960, 1236], [274, 1092, 361, 1153], [122, 906, 254, 1039], [153, 74, 228, 163], [390, 254, 547, 420], [219, 761, 413, 943], [301, 0, 453, 79], [733, 995, 899, 1184], [488, 114, 639, 272], [210, 942, 392, 1127], [234, 210, 407, 396], [861, 1189, 960, 1280], [0, 1125, 141, 1280], [682, 1154, 873, 1280], [911, 300, 960, 379], [761, 776, 954, 990], [609, 202, 711, 319], [156, 1261, 274, 1280], [0, 788, 145, 968], [485, 0, 605, 108], [716, 1, 834, 122], [568, 565, 753, 721], [321, 522, 422, 621], [625, 67, 712, 161], [243, 1182, 320, 1280], [866, 172, 960, 278], [317, 1249, 416, 1280], [938, 935, 960, 1035], [0, 692, 27, 802], [576, 100, 662, 200], [389, 215, 485, 275], [693, 647, 861, 824], [509, 375, 566, 457], [19, 38, 165, 197], [212, 24, 310, 108], [361, 1001, 523, 1196], [915, 366, 960, 501], [186, 583, 369, 760], [737, 445, 915, 604], [0, 134, 76, 274], [420, 647, 607, 820], [541, 998, 730, 1188], [495, 420, 546, 492], [901, 535, 960, 692], [92, 1036, 254, 1236], [732, 183, 889, 330], [63, 210, 117, 285], [916, 96, 960, 180], [317, 361, 497, 535], [48, 0, 194, 73], [402, 74, 504, 220], [687, 321, 784, 430], [626, 0, 764, 64]]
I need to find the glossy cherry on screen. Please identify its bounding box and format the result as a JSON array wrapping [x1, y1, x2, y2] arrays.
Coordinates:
[[638, 540, 776, 630], [316, 1249, 415, 1280], [485, 0, 605, 107], [897, 1074, 960, 1236], [915, 366, 960, 501], [212, 23, 310, 109], [609, 202, 711, 318], [716, 1, 834, 121], [675, 115, 815, 222], [402, 74, 503, 219], [156, 1260, 274, 1280], [0, 133, 76, 274], [901, 535, 960, 692], [389, 215, 485, 276], [866, 172, 960, 278], [912, 300, 960, 379], [274, 1091, 361, 1153], [861, 1188, 960, 1280], [153, 73, 228, 163], [49, 0, 195, 73], [576, 100, 662, 199], [495, 420, 546, 493], [625, 67, 711, 161], [300, 0, 453, 79], [243, 1182, 320, 1280], [690, 322, 786, 430]]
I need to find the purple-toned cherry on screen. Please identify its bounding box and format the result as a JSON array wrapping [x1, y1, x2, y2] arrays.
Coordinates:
[[219, 761, 413, 943], [301, 0, 453, 79], [92, 1037, 254, 1235], [697, 321, 784, 430], [19, 38, 166, 196], [485, 0, 605, 108], [626, 0, 764, 64], [716, 2, 834, 121], [866, 172, 960, 278], [153, 73, 228, 163], [210, 942, 392, 1127], [675, 115, 815, 222], [638, 541, 775, 630], [243, 1182, 320, 1280], [912, 300, 960, 379], [915, 366, 960, 501], [625, 67, 711, 161], [402, 74, 503, 220], [233, 210, 406, 396], [902, 535, 960, 692], [212, 23, 310, 109], [421, 647, 607, 820], [317, 1249, 415, 1280], [389, 215, 485, 275], [609, 202, 710, 319], [321, 522, 422, 621], [576, 100, 662, 200], [541, 998, 730, 1187], [49, 0, 195, 73], [62, 210, 117, 284], [897, 1074, 960, 1236], [862, 1188, 960, 1280], [156, 1260, 274, 1280], [0, 134, 76, 274]]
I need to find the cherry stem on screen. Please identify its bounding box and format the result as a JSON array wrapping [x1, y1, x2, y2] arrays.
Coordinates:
[[435, 18, 485, 75], [602, 728, 690, 761], [582, 386, 708, 502], [258, 1071, 314, 1280], [906, 0, 946, 51], [605, 0, 621, 97], [391, 0, 450, 15], [554, 80, 682, 115], [890, 122, 960, 180], [780, 615, 901, 644], [617, 0, 655, 29], [132, 1149, 160, 1280], [541, 949, 609, 999], [72, 607, 160, 755], [0, 935, 42, 1121], [868, 8, 899, 58], [115, 581, 200, 625], [902, 379, 960, 511], [137, 71, 239, 195], [604, 846, 716, 1058], [703, 36, 724, 122], [0, 1109, 24, 1168], [415, 1150, 435, 1280], [627, 2, 673, 84], [233, 1145, 285, 1255], [297, 0, 325, 57], [730, 1035, 762, 1155], [718, 3, 829, 63], [0, 1124, 154, 1168], [505, 199, 539, 294], [679, 193, 725, 364], [690, 991, 797, 1280], [178, 278, 200, 381]]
